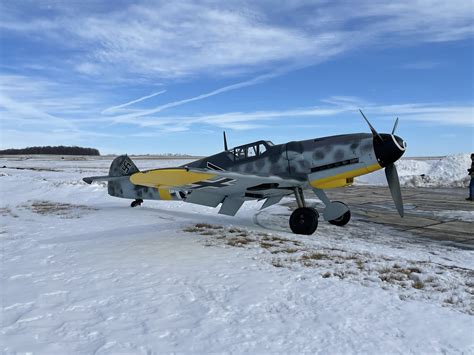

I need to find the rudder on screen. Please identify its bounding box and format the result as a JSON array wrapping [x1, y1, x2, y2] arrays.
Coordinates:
[[107, 155, 140, 198], [109, 155, 139, 177]]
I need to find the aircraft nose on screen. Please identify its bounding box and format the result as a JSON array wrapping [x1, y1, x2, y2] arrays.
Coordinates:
[[393, 135, 407, 151], [373, 134, 406, 167]]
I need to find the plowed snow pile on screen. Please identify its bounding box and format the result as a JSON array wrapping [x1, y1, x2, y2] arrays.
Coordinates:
[[357, 154, 471, 187]]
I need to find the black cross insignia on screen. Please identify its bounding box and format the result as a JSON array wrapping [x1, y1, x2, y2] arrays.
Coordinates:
[[191, 178, 235, 189]]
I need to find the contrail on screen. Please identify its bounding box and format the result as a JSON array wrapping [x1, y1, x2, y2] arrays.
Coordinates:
[[102, 89, 167, 114], [109, 72, 279, 123]]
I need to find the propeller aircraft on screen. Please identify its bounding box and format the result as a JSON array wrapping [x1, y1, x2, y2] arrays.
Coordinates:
[[83, 111, 406, 235]]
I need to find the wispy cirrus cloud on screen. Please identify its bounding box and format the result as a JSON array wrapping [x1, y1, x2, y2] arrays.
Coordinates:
[[97, 83, 473, 131], [0, 74, 105, 143], [101, 95, 473, 131], [2, 1, 472, 81]]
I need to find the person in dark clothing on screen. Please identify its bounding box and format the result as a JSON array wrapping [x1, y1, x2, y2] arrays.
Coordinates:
[[467, 153, 474, 201]]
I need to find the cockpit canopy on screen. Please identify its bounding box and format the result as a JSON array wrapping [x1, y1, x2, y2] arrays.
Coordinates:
[[229, 140, 273, 161]]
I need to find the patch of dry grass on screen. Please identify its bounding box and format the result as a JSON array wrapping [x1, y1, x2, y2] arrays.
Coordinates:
[[183, 223, 223, 234], [183, 223, 255, 247], [0, 207, 18, 218], [412, 280, 425, 289], [226, 237, 251, 247], [377, 264, 428, 286], [259, 241, 275, 249], [301, 252, 330, 261], [444, 295, 457, 304], [22, 200, 96, 218], [195, 223, 222, 229], [379, 272, 406, 283], [278, 248, 299, 254], [271, 259, 285, 268]]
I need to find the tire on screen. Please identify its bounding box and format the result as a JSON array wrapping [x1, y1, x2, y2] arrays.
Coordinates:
[[289, 207, 319, 235], [329, 210, 351, 226]]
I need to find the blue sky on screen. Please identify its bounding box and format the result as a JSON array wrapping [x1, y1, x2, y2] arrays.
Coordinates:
[[0, 0, 473, 156]]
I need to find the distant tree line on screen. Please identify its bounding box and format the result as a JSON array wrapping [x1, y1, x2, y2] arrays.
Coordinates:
[[0, 146, 100, 155]]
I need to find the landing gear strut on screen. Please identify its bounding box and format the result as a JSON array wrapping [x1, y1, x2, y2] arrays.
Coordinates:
[[130, 199, 143, 208], [312, 188, 351, 226], [289, 188, 319, 235]]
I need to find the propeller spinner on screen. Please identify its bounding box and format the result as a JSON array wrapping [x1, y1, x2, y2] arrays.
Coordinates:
[[359, 110, 407, 217]]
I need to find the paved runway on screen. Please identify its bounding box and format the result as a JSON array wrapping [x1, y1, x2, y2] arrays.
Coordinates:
[[304, 186, 474, 250]]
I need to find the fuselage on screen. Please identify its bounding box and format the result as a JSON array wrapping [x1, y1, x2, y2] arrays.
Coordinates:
[[184, 132, 406, 189]]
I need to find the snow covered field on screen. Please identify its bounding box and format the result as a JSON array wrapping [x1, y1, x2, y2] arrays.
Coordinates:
[[357, 153, 471, 187], [1, 156, 473, 354]]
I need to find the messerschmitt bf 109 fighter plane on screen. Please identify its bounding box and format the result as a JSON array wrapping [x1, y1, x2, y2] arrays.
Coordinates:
[[84, 111, 406, 235]]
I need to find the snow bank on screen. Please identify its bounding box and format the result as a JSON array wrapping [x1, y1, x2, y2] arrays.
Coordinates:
[[357, 154, 471, 187]]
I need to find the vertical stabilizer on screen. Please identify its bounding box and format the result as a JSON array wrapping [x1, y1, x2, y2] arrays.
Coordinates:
[[109, 155, 139, 177]]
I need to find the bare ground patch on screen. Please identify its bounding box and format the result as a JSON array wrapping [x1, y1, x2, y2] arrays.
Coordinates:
[[183, 223, 474, 315], [21, 200, 98, 218], [1, 166, 61, 172]]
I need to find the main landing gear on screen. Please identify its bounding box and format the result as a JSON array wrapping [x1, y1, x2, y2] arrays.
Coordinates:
[[289, 188, 319, 235], [130, 199, 143, 207], [289, 188, 352, 235], [328, 207, 351, 226]]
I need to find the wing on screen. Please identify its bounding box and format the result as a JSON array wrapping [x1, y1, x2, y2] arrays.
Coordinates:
[[129, 168, 302, 215]]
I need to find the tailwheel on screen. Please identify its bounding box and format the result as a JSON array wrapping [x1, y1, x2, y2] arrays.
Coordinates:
[[328, 202, 351, 226], [289, 207, 319, 235], [130, 199, 143, 208]]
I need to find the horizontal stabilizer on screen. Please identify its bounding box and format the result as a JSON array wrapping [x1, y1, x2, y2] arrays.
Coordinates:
[[83, 175, 125, 184]]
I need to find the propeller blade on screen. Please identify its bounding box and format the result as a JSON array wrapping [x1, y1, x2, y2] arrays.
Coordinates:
[[359, 109, 383, 141], [223, 131, 228, 151], [385, 163, 404, 217], [392, 117, 399, 135]]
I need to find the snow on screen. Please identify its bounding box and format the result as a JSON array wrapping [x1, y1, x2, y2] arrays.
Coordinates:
[[430, 210, 474, 222], [1, 156, 474, 354], [356, 154, 472, 187]]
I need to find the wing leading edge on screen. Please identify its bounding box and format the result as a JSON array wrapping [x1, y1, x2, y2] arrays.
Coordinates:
[[128, 168, 302, 215]]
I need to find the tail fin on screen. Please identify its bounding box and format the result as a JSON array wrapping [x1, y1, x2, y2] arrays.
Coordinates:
[[109, 155, 139, 177], [84, 155, 177, 201]]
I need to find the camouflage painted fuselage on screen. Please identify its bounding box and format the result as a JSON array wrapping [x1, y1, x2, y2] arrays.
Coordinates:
[[185, 133, 380, 188], [103, 131, 406, 204]]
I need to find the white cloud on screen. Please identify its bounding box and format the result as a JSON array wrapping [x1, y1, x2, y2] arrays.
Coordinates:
[[368, 104, 474, 126], [2, 1, 472, 81], [111, 96, 474, 131], [0, 74, 105, 144]]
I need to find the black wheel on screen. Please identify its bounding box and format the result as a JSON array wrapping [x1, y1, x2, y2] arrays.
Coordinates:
[[289, 207, 319, 235], [131, 199, 143, 208], [329, 210, 351, 226]]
